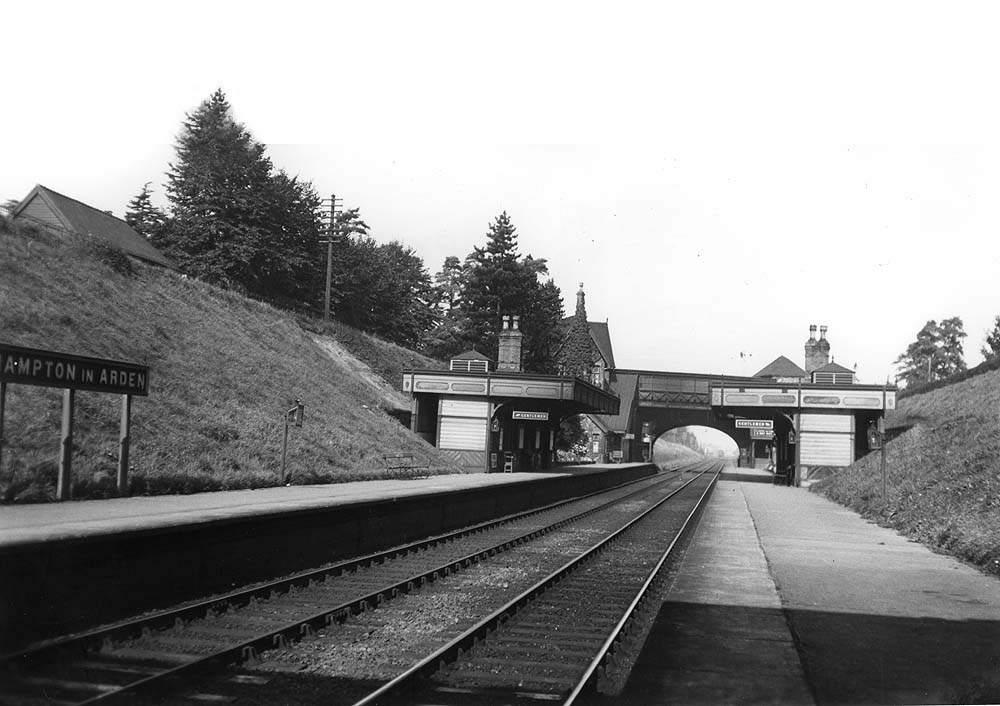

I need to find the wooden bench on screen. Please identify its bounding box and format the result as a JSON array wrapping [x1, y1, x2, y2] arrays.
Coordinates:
[[382, 454, 429, 475]]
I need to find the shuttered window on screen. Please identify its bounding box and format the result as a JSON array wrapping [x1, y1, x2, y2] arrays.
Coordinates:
[[438, 399, 489, 451], [800, 413, 854, 466]]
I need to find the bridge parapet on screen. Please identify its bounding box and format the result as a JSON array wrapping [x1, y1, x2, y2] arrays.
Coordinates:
[[710, 381, 896, 411]]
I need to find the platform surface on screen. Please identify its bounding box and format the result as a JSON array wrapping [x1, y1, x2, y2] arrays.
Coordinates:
[[0, 464, 631, 547], [621, 479, 1000, 705]]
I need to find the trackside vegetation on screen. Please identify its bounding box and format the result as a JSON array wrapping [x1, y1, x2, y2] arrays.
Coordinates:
[[0, 217, 457, 503], [812, 370, 1000, 576]]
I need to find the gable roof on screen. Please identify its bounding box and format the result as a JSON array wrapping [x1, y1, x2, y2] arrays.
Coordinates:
[[12, 184, 176, 269], [451, 349, 492, 361], [754, 355, 807, 379], [559, 316, 616, 368], [589, 372, 637, 433], [813, 361, 855, 375]]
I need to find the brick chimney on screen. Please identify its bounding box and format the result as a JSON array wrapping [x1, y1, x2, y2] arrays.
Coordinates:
[[497, 315, 523, 372], [804, 323, 824, 374], [818, 325, 831, 362]]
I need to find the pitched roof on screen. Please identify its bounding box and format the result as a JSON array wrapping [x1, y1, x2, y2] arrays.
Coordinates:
[[12, 184, 176, 269], [813, 361, 855, 375], [451, 349, 492, 361], [589, 372, 637, 432], [754, 355, 807, 379], [559, 316, 616, 368]]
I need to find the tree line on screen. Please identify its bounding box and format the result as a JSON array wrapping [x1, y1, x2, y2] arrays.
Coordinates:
[[127, 90, 566, 367], [895, 315, 1000, 388]]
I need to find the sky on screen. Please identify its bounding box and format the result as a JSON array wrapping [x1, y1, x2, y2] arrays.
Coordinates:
[[4, 1, 1000, 385]]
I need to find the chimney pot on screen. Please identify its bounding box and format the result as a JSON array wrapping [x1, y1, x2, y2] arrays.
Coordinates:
[[820, 325, 828, 340], [512, 315, 520, 330]]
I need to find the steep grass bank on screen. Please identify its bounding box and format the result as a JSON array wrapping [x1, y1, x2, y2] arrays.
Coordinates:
[[0, 220, 457, 503], [812, 370, 1000, 575]]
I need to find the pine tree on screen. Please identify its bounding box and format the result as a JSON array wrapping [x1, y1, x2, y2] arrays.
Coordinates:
[[461, 212, 547, 360], [161, 89, 321, 301], [430, 256, 465, 313], [124, 182, 168, 240]]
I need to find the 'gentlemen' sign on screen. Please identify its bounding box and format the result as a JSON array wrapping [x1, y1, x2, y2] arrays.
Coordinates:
[[735, 419, 773, 430], [0, 344, 149, 396]]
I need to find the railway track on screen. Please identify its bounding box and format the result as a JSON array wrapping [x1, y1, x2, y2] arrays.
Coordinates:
[[0, 465, 694, 706], [349, 461, 721, 706]]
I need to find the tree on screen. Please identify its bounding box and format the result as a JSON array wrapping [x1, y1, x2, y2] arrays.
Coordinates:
[[329, 223, 439, 346], [981, 315, 1000, 360], [160, 89, 321, 302], [460, 212, 533, 354], [520, 277, 564, 374], [895, 317, 967, 387], [457, 212, 563, 371], [559, 283, 599, 379], [430, 255, 465, 314], [124, 182, 169, 240]]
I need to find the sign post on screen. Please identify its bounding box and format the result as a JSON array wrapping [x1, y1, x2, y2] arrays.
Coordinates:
[[280, 399, 305, 484], [0, 381, 6, 475], [58, 389, 75, 501], [0, 344, 149, 500], [118, 394, 132, 495]]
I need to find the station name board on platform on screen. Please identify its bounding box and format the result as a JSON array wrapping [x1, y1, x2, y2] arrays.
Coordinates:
[[735, 419, 773, 430], [0, 344, 149, 396], [512, 410, 549, 421]]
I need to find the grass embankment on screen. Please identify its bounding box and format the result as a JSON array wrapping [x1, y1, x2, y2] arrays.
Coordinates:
[[0, 220, 455, 503], [812, 372, 1000, 575], [652, 440, 703, 469]]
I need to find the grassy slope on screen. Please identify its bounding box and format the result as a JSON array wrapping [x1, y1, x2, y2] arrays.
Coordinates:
[[0, 221, 456, 502], [653, 440, 703, 468], [812, 370, 1000, 575]]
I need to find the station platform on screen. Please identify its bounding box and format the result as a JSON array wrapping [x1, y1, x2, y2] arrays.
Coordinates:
[[0, 463, 655, 651], [0, 466, 632, 548], [620, 479, 1000, 705]]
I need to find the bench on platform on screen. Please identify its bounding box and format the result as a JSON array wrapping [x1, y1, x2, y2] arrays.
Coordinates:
[[382, 453, 429, 475]]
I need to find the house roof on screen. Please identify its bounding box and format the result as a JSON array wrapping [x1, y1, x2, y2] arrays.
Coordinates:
[[813, 361, 855, 375], [560, 316, 616, 368], [589, 372, 637, 433], [754, 355, 807, 379], [12, 184, 176, 269], [451, 349, 493, 361]]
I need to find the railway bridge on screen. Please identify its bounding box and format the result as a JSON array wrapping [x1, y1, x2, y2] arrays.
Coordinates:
[[605, 366, 895, 484]]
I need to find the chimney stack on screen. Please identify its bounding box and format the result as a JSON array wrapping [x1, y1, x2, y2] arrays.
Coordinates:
[[804, 323, 824, 375], [497, 314, 523, 372]]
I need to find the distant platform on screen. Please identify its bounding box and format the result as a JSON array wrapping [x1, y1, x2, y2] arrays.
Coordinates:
[[719, 465, 773, 483]]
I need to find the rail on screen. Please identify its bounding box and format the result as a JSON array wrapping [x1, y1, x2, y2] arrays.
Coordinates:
[[349, 461, 721, 705], [1, 467, 673, 704]]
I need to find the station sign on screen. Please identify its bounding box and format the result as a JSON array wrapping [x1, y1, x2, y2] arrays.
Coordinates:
[[750, 429, 774, 439], [0, 343, 149, 396], [512, 410, 549, 421], [735, 419, 772, 430]]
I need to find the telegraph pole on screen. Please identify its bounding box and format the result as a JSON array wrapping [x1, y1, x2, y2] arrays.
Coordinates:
[[320, 194, 343, 322]]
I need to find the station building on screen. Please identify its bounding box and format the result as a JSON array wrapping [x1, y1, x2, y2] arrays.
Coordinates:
[[401, 316, 619, 473]]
